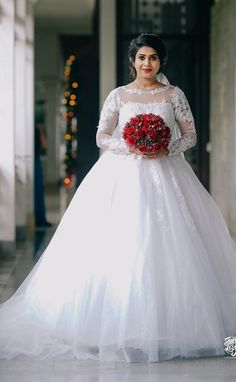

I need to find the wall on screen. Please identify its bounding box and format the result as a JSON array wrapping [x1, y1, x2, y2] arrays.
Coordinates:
[[0, 0, 35, 244], [34, 29, 62, 184], [0, 0, 15, 242], [210, 0, 236, 237], [99, 0, 116, 106]]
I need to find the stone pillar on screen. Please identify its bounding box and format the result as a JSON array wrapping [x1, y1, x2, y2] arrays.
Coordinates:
[[99, 0, 117, 106], [14, 0, 35, 235], [15, 0, 27, 232], [0, 0, 15, 242], [25, 0, 35, 227], [210, 0, 236, 237]]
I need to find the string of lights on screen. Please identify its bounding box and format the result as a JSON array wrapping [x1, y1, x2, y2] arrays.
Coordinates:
[[61, 54, 79, 189]]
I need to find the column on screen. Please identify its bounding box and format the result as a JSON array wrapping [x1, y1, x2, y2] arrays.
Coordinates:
[[15, 0, 27, 232], [210, 0, 236, 237], [0, 0, 15, 242], [25, 0, 35, 227], [99, 0, 117, 106]]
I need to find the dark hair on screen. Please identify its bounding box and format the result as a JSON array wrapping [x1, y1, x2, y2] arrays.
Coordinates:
[[128, 33, 168, 78]]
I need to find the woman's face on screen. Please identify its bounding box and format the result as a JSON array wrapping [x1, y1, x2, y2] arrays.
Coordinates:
[[134, 46, 160, 80]]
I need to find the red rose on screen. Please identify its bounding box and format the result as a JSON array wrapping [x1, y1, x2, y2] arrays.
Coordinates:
[[130, 117, 140, 126], [148, 130, 158, 140], [145, 114, 154, 122], [122, 113, 171, 154], [124, 126, 135, 136], [127, 136, 136, 145], [139, 145, 148, 152], [161, 139, 169, 148], [143, 119, 149, 129], [136, 129, 146, 138], [153, 144, 162, 151]]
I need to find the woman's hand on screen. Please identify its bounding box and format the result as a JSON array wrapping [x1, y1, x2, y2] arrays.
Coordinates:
[[128, 147, 145, 155], [129, 146, 169, 158], [143, 147, 169, 159]]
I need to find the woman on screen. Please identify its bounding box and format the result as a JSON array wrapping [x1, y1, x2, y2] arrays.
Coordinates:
[[0, 33, 236, 363]]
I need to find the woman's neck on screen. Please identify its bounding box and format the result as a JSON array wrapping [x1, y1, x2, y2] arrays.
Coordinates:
[[134, 77, 159, 89]]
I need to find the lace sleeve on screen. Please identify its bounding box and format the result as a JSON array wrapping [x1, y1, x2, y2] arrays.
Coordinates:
[[96, 88, 129, 154], [168, 87, 197, 155]]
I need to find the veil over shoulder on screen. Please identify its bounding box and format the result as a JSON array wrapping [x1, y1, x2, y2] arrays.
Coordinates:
[[156, 72, 170, 85]]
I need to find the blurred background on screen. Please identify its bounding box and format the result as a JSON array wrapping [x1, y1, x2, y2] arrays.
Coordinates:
[[0, 0, 236, 299]]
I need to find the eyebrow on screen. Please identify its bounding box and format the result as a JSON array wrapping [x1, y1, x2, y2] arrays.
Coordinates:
[[137, 53, 159, 57]]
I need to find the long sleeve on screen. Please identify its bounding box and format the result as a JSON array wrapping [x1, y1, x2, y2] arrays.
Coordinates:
[[96, 89, 129, 154], [168, 87, 197, 155]]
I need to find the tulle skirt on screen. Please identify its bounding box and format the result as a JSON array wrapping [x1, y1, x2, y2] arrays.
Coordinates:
[[1, 151, 236, 362]]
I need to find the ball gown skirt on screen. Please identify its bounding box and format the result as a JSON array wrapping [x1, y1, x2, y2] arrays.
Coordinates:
[[0, 151, 236, 362]]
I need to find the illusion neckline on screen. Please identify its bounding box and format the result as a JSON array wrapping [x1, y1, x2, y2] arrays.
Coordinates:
[[124, 85, 171, 95]]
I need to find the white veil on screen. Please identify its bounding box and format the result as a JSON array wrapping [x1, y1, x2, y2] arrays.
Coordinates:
[[157, 72, 183, 152], [156, 72, 170, 85]]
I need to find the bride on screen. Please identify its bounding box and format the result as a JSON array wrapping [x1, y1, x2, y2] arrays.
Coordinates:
[[1, 33, 236, 363]]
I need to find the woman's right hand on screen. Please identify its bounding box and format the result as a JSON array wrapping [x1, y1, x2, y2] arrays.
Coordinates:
[[128, 146, 144, 155], [129, 146, 169, 158]]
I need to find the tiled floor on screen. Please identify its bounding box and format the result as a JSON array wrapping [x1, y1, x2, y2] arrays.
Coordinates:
[[1, 357, 236, 381], [0, 227, 56, 303], [0, 185, 236, 381], [0, 184, 61, 304]]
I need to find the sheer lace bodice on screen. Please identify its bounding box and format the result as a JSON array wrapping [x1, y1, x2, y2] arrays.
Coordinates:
[[96, 84, 196, 156]]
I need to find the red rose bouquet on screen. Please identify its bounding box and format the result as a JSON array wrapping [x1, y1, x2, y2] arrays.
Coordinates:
[[122, 113, 171, 153]]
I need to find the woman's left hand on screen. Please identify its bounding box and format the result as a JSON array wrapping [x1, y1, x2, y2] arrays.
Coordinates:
[[143, 147, 169, 159]]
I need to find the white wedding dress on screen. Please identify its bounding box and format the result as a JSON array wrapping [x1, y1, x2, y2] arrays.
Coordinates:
[[1, 83, 236, 363]]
